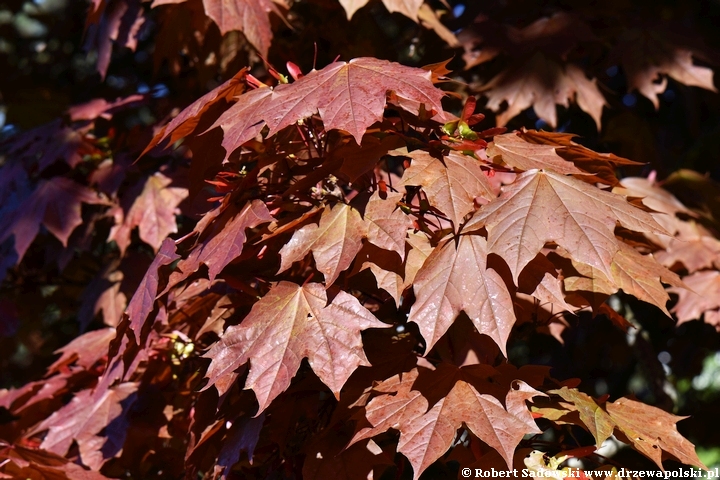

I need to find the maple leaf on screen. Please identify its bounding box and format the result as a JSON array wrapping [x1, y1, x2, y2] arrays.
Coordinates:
[[126, 238, 180, 342], [481, 53, 606, 128], [518, 129, 644, 186], [459, 11, 588, 69], [211, 87, 274, 158], [657, 232, 720, 273], [563, 242, 683, 315], [462, 13, 607, 128], [279, 203, 367, 286], [464, 170, 666, 283], [551, 387, 614, 446], [109, 172, 188, 254], [150, 0, 279, 56], [95, 277, 127, 328], [417, 4, 459, 48], [181, 200, 273, 282], [613, 176, 698, 245], [334, 135, 406, 182], [339, 0, 423, 21], [352, 236, 404, 299], [606, 397, 706, 470], [211, 58, 446, 155], [399, 150, 495, 229], [617, 176, 693, 218], [552, 387, 706, 470], [83, 0, 145, 79], [403, 231, 433, 288], [0, 177, 107, 263], [68, 94, 145, 122], [616, 30, 717, 108], [517, 254, 576, 314], [0, 375, 69, 415], [48, 328, 117, 374], [0, 444, 111, 480], [362, 260, 404, 306], [669, 271, 720, 326], [78, 267, 126, 329], [203, 281, 388, 412], [9, 1, 720, 477], [29, 383, 138, 469], [352, 368, 544, 478], [1, 119, 88, 171], [202, 0, 280, 56], [408, 234, 516, 355], [364, 191, 413, 259], [350, 366, 426, 440], [488, 133, 584, 175], [143, 68, 247, 155]]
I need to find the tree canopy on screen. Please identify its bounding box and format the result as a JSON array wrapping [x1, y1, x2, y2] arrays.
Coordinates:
[[1, 0, 720, 478]]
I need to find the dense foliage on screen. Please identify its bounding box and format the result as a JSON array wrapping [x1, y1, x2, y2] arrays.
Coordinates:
[[1, 0, 720, 478]]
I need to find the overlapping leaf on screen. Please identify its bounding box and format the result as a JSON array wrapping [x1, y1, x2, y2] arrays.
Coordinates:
[[616, 31, 717, 108], [670, 271, 720, 326], [48, 328, 117, 373], [403, 231, 433, 288], [144, 68, 247, 154], [78, 268, 126, 329], [482, 54, 606, 129], [564, 242, 683, 315], [550, 387, 614, 445], [211, 87, 274, 158], [203, 281, 388, 412], [0, 178, 107, 262], [617, 176, 693, 218], [109, 172, 188, 254], [0, 444, 111, 480], [214, 415, 264, 479], [361, 260, 404, 306], [352, 368, 544, 479], [488, 133, 583, 175], [518, 129, 644, 185], [399, 150, 495, 229], [465, 169, 666, 283], [517, 255, 576, 313], [211, 58, 446, 156], [150, 0, 280, 56], [408, 234, 515, 355], [657, 232, 720, 273], [29, 383, 138, 470], [279, 203, 367, 285], [126, 238, 180, 342], [202, 0, 279, 55], [364, 191, 413, 259], [182, 200, 273, 282], [339, 0, 423, 21], [552, 387, 706, 470], [606, 398, 706, 470]]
